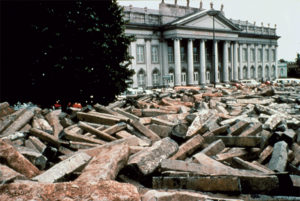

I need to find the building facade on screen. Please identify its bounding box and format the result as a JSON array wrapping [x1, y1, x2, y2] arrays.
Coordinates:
[[277, 61, 288, 78], [124, 1, 280, 88]]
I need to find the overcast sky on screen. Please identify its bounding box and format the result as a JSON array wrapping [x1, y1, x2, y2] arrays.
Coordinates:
[[118, 0, 300, 61]]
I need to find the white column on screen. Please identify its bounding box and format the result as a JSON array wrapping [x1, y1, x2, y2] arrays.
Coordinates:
[[187, 39, 194, 85], [254, 44, 258, 80], [269, 45, 272, 80], [145, 39, 152, 88], [233, 42, 238, 81], [247, 44, 251, 79], [230, 43, 234, 81], [262, 44, 265, 81], [223, 41, 229, 83], [239, 43, 243, 80], [131, 41, 138, 88], [174, 38, 181, 86], [213, 40, 219, 83], [275, 45, 278, 79], [162, 40, 169, 85], [200, 40, 206, 85]]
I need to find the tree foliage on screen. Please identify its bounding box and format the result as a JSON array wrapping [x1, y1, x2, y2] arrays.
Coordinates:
[[1, 0, 134, 108]]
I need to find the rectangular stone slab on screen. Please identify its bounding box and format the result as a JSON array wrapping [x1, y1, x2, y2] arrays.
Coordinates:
[[153, 175, 241, 192], [127, 137, 178, 175], [33, 152, 91, 183]]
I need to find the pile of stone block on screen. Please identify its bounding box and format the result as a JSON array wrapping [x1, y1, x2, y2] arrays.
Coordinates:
[[0, 84, 300, 200]]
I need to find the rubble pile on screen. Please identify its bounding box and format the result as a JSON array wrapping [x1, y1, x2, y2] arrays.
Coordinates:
[[1, 84, 300, 201]]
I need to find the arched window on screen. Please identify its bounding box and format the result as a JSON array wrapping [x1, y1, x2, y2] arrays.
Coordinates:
[[137, 69, 146, 87], [243, 66, 247, 79], [280, 68, 284, 77], [258, 66, 262, 79], [265, 65, 270, 79], [272, 65, 276, 77], [250, 66, 255, 79], [152, 69, 160, 87]]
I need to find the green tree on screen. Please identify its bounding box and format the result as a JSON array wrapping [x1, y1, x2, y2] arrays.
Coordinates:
[[1, 0, 134, 108]]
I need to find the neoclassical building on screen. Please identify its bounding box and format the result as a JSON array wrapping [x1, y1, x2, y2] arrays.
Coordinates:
[[124, 1, 280, 88]]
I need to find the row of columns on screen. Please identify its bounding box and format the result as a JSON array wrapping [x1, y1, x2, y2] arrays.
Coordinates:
[[171, 38, 277, 86]]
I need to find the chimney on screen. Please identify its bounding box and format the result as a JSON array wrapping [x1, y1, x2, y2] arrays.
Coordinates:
[[275, 24, 277, 28], [268, 23, 270, 27], [261, 22, 264, 27], [129, 4, 132, 11], [210, 2, 213, 9], [200, 1, 203, 9], [187, 0, 190, 8], [221, 4, 224, 11], [161, 0, 165, 3], [254, 21, 256, 26], [175, 0, 177, 6], [144, 7, 147, 12]]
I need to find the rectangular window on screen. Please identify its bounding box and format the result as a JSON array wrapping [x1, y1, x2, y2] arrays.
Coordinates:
[[136, 45, 145, 63], [168, 46, 174, 63], [238, 47, 240, 62], [258, 49, 262, 62], [193, 47, 199, 62], [180, 46, 186, 62], [251, 49, 255, 62], [242, 48, 247, 62], [152, 73, 159, 86], [265, 49, 269, 62], [137, 73, 145, 86], [272, 49, 276, 62], [151, 46, 159, 63], [194, 72, 199, 82]]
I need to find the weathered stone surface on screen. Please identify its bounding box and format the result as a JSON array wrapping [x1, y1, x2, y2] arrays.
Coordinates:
[[115, 107, 140, 121], [0, 180, 140, 201], [76, 143, 129, 183], [127, 137, 178, 175], [205, 136, 262, 147], [148, 124, 172, 138], [151, 117, 176, 127], [268, 141, 288, 172], [16, 146, 47, 170], [153, 175, 241, 192], [33, 152, 91, 183], [292, 143, 300, 166], [77, 111, 121, 125], [170, 134, 204, 160], [227, 120, 250, 136], [130, 119, 161, 142], [142, 190, 244, 201], [257, 145, 273, 164], [263, 114, 283, 130], [102, 122, 127, 135], [198, 139, 225, 156], [0, 164, 26, 184], [239, 123, 262, 137], [78, 121, 117, 141], [186, 110, 213, 137], [232, 157, 274, 174], [32, 117, 53, 133], [0, 139, 39, 178], [1, 109, 34, 137], [214, 148, 248, 161]]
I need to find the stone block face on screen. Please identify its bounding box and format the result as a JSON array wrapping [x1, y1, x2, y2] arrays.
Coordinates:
[[268, 141, 288, 172], [76, 144, 129, 183], [127, 137, 178, 175], [0, 139, 39, 178], [0, 180, 140, 201], [33, 152, 91, 183]]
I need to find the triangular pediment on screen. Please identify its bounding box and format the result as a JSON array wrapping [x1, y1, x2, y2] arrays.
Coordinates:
[[185, 15, 231, 30], [169, 10, 240, 31]]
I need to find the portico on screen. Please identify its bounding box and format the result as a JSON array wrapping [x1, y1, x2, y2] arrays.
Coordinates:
[[124, 1, 280, 88]]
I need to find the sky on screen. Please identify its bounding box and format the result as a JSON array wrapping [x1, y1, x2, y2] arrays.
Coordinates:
[[118, 0, 300, 62]]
